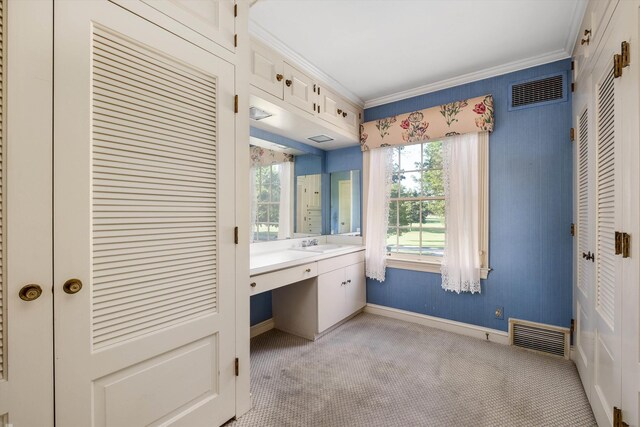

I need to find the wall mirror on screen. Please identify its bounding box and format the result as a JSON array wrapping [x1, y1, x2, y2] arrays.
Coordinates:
[[250, 136, 323, 242], [330, 170, 361, 235]]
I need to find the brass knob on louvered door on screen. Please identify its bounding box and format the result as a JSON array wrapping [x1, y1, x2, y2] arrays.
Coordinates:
[[285, 79, 292, 87], [276, 73, 283, 81], [63, 278, 83, 295], [19, 284, 43, 302]]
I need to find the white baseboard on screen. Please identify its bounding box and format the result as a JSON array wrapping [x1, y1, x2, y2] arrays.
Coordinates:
[[364, 304, 510, 345], [250, 318, 275, 338]]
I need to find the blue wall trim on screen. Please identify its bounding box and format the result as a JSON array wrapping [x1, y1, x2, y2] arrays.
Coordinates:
[[366, 59, 573, 332]]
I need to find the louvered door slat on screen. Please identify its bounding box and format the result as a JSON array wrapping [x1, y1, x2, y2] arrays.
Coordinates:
[[91, 26, 219, 350], [577, 108, 589, 293], [596, 67, 616, 327]]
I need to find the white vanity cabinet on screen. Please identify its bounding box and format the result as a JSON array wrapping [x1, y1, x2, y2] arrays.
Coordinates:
[[256, 248, 366, 340], [317, 261, 366, 333]]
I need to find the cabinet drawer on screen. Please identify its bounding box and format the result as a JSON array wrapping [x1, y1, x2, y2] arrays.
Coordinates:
[[250, 262, 318, 295], [317, 250, 365, 274]]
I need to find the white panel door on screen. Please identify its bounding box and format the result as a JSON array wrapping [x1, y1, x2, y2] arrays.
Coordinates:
[[317, 268, 346, 333], [590, 9, 625, 425], [0, 1, 54, 425], [250, 40, 284, 99], [54, 1, 236, 426], [283, 62, 316, 116], [345, 262, 366, 314]]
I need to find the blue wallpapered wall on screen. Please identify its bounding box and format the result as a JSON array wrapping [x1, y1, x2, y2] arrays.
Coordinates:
[[365, 59, 573, 331], [249, 58, 573, 331]]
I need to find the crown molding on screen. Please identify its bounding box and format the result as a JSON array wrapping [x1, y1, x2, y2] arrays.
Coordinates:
[[249, 20, 365, 107], [565, 0, 588, 54], [363, 48, 571, 109]]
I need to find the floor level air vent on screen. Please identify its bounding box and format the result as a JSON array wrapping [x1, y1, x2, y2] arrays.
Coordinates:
[[509, 319, 570, 359], [509, 73, 566, 110]]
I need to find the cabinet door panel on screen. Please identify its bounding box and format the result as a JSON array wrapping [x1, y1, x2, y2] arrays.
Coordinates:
[[317, 86, 341, 127], [317, 268, 345, 333], [337, 102, 360, 135], [284, 62, 315, 115], [345, 262, 366, 314], [250, 41, 283, 99]]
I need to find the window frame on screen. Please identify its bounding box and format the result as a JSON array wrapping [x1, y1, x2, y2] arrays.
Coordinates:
[[253, 163, 281, 242], [363, 132, 490, 279]]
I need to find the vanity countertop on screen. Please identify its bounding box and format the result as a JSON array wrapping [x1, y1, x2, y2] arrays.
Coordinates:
[[250, 245, 365, 276]]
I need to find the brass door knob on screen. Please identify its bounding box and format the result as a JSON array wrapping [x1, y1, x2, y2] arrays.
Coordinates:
[[337, 108, 343, 115], [276, 73, 283, 81], [342, 111, 347, 118], [63, 278, 83, 294], [19, 284, 43, 301], [250, 282, 256, 288], [305, 268, 311, 273], [285, 79, 292, 87]]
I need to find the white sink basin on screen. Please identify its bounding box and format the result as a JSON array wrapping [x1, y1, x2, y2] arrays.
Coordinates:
[[293, 244, 346, 253]]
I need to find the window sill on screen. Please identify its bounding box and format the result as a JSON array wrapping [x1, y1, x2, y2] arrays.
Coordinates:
[[386, 256, 490, 279]]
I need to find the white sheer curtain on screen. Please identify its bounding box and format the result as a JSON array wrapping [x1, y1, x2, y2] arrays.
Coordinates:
[[365, 147, 393, 282], [278, 162, 293, 240], [441, 132, 481, 293], [249, 166, 257, 243]]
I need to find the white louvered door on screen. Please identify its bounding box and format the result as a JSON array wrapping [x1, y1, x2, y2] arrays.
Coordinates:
[[590, 12, 625, 426], [54, 1, 236, 426]]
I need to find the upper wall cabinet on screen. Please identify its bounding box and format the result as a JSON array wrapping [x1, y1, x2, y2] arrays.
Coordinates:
[[249, 38, 363, 146]]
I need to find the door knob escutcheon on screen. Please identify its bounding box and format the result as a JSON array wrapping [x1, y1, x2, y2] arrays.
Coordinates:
[[63, 278, 83, 294], [19, 284, 43, 301]]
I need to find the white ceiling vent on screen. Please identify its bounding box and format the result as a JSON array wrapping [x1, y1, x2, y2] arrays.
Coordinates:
[[509, 318, 570, 359], [509, 73, 566, 111], [307, 134, 334, 143]]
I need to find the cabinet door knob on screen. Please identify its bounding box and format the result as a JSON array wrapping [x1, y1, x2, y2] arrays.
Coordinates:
[[250, 282, 257, 288], [19, 284, 43, 301], [347, 279, 351, 283], [305, 268, 311, 273], [341, 281, 346, 286], [285, 79, 292, 87], [63, 278, 83, 295], [276, 73, 283, 81], [342, 111, 348, 118], [337, 108, 343, 115]]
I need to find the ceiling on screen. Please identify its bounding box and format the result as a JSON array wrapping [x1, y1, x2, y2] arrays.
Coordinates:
[[250, 0, 587, 108]]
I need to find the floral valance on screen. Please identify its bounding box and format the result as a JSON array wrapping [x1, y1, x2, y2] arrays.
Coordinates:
[[250, 146, 294, 167], [360, 94, 494, 151]]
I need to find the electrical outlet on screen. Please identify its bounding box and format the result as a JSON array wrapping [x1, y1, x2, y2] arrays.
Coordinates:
[[495, 306, 504, 320]]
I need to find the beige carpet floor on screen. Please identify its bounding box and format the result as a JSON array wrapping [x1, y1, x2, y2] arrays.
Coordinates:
[[229, 312, 595, 427]]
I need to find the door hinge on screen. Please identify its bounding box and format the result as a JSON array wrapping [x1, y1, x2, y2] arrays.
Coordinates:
[[234, 95, 238, 113], [571, 82, 575, 92], [234, 3, 238, 17], [570, 127, 575, 142], [234, 34, 238, 47], [570, 223, 575, 236], [570, 318, 575, 334], [571, 60, 575, 71], [622, 232, 631, 258], [235, 357, 239, 376], [234, 226, 239, 244], [613, 406, 629, 427], [621, 41, 630, 68], [614, 53, 623, 78]]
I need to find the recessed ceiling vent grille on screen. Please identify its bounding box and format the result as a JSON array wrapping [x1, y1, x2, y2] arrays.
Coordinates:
[[509, 319, 569, 359], [509, 73, 566, 110]]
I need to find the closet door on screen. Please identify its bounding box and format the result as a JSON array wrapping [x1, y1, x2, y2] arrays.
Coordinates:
[[0, 1, 54, 425], [573, 102, 595, 401], [590, 11, 626, 425], [54, 1, 236, 426]]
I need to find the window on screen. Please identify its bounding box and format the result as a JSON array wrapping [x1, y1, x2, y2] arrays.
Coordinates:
[[253, 164, 281, 241], [387, 141, 445, 260], [375, 133, 489, 277]]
